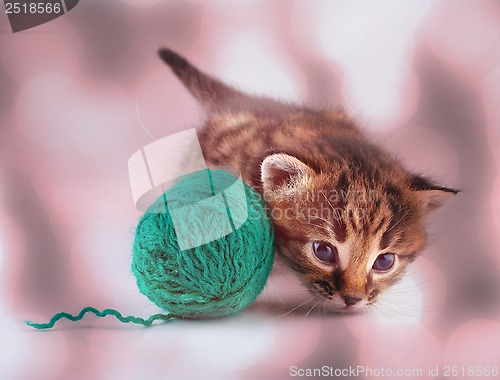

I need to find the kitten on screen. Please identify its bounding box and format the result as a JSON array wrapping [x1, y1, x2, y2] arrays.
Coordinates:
[[158, 48, 458, 312]]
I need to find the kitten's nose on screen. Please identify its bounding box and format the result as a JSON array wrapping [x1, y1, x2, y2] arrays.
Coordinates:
[[343, 295, 362, 306]]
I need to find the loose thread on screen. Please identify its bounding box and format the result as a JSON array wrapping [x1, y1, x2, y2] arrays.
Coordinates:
[[25, 306, 175, 330]]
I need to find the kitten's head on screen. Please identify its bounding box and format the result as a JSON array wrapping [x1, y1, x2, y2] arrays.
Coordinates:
[[261, 145, 458, 312]]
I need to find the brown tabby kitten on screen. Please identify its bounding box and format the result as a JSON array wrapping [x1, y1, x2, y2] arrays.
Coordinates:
[[158, 48, 458, 312]]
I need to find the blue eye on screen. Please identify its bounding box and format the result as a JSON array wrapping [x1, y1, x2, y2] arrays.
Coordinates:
[[373, 253, 395, 271], [312, 241, 338, 264]]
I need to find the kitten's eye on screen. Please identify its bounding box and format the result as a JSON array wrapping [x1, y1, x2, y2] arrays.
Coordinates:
[[312, 241, 338, 263], [373, 253, 396, 271]]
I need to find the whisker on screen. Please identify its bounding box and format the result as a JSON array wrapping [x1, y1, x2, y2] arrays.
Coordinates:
[[304, 214, 337, 232], [370, 303, 418, 320], [385, 208, 410, 234], [375, 299, 440, 316], [303, 301, 320, 318], [135, 99, 156, 140], [369, 299, 433, 321], [321, 191, 338, 216], [272, 297, 315, 319]]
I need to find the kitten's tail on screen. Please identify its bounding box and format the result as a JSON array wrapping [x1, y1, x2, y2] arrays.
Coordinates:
[[158, 48, 242, 110]]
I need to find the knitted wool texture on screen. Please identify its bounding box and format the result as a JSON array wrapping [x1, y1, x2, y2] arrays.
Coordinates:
[[132, 169, 275, 319]]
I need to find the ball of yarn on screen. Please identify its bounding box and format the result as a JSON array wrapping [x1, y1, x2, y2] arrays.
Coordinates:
[[132, 169, 275, 319]]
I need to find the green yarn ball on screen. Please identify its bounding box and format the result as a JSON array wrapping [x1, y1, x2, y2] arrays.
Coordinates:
[[132, 169, 275, 319]]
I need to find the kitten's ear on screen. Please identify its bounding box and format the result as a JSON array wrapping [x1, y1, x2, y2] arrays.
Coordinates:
[[409, 174, 459, 211], [261, 154, 314, 198]]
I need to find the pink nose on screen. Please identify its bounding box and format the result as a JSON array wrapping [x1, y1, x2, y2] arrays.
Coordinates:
[[343, 295, 362, 306]]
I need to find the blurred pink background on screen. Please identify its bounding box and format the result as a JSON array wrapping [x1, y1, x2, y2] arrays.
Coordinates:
[[1, 1, 500, 379]]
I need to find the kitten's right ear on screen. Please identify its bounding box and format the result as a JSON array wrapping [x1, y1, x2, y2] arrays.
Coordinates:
[[409, 174, 459, 211], [158, 48, 242, 110], [261, 154, 315, 200]]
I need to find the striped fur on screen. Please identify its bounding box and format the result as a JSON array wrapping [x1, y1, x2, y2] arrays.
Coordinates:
[[159, 48, 458, 311]]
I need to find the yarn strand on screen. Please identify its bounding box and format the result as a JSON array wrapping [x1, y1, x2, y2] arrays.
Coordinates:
[[25, 306, 174, 329]]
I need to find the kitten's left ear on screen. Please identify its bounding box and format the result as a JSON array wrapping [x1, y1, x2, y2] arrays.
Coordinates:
[[409, 174, 459, 211], [261, 153, 315, 200]]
